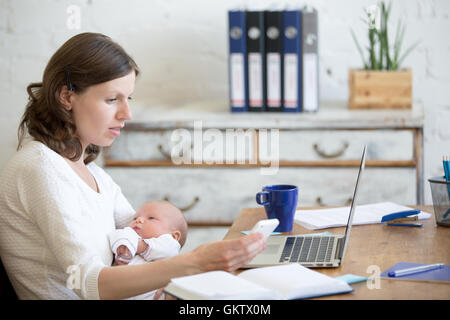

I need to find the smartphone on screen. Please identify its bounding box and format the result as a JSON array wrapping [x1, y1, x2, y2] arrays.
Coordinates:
[[250, 219, 279, 239]]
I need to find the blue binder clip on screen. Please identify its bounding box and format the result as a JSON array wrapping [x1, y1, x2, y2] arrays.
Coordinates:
[[381, 209, 422, 227]]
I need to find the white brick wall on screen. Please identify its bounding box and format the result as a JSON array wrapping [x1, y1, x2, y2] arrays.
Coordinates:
[[1, 0, 449, 204]]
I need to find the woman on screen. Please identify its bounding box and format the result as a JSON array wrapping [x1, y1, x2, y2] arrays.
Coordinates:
[[0, 33, 265, 300]]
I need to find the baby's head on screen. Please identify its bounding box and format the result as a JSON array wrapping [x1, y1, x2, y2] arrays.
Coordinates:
[[129, 200, 188, 247]]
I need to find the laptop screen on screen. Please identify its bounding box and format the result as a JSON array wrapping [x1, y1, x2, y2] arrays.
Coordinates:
[[340, 145, 367, 259]]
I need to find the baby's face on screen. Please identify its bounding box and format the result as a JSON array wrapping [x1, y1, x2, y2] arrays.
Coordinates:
[[129, 204, 174, 239]]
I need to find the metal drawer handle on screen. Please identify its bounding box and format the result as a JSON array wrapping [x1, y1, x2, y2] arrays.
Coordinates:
[[313, 141, 349, 159], [316, 196, 352, 207], [163, 196, 200, 212], [158, 144, 192, 160], [157, 144, 172, 160]]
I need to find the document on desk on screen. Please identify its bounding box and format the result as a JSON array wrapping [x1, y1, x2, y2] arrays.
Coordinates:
[[294, 202, 431, 230]]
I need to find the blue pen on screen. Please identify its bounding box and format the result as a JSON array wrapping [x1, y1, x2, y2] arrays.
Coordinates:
[[444, 156, 450, 216], [388, 263, 444, 277], [444, 156, 450, 182]]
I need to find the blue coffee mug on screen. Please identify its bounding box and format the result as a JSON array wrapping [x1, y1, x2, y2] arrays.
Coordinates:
[[256, 185, 298, 232]]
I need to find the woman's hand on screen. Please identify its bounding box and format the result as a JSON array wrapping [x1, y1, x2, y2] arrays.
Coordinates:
[[191, 233, 266, 273], [99, 233, 266, 300]]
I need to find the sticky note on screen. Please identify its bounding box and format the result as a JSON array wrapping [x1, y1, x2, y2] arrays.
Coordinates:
[[335, 274, 368, 284], [241, 230, 282, 235]]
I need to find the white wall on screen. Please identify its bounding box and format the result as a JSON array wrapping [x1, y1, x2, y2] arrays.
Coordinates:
[[1, 0, 449, 204]]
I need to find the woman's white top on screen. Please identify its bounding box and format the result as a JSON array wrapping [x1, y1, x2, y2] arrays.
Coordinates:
[[0, 141, 135, 299]]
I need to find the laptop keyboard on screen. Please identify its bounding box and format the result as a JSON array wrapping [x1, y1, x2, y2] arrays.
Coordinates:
[[280, 236, 335, 263]]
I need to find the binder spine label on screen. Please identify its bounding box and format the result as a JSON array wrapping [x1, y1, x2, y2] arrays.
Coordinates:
[[282, 10, 302, 112], [283, 53, 298, 108], [267, 53, 281, 107], [302, 9, 319, 112], [248, 52, 263, 107], [228, 10, 248, 112], [303, 53, 318, 111], [230, 53, 245, 107]]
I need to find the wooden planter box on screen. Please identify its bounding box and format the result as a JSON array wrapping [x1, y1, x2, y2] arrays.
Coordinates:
[[348, 69, 412, 109]]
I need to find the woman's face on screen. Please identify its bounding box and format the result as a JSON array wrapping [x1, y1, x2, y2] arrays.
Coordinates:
[[69, 71, 135, 149]]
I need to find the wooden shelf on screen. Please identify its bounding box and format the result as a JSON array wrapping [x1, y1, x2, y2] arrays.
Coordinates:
[[104, 159, 415, 168]]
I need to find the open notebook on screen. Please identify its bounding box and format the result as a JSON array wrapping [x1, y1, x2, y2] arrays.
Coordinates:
[[164, 264, 352, 300]]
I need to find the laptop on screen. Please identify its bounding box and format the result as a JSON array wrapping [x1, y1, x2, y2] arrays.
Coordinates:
[[245, 145, 367, 268]]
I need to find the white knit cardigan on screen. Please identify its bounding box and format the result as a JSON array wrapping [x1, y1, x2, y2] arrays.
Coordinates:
[[0, 141, 135, 299]]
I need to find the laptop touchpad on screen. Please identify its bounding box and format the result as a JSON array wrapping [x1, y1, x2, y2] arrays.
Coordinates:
[[262, 244, 281, 255]]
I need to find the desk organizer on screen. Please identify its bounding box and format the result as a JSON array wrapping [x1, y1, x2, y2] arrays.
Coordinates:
[[428, 176, 450, 227]]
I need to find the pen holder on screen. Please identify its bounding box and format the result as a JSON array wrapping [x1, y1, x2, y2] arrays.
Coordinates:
[[428, 176, 450, 227]]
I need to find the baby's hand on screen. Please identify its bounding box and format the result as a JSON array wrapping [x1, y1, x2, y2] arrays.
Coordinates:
[[117, 245, 132, 258], [113, 258, 129, 266], [115, 245, 132, 265]]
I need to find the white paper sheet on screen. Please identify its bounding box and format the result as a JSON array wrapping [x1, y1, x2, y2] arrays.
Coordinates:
[[171, 270, 273, 299], [294, 202, 431, 230]]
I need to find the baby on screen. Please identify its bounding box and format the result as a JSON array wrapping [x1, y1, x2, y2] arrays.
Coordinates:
[[108, 200, 188, 299]]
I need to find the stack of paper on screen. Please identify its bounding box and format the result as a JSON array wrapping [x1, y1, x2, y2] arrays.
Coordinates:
[[294, 202, 431, 230]]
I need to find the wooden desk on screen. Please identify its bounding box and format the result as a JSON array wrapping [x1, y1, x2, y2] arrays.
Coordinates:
[[224, 206, 450, 299]]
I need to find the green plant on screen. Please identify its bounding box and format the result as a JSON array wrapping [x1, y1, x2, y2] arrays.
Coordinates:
[[351, 1, 420, 70]]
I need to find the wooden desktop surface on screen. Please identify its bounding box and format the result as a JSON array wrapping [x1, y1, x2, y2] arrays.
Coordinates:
[[224, 206, 450, 300]]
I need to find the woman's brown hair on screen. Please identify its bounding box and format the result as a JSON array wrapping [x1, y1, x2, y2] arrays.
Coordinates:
[[18, 32, 139, 164]]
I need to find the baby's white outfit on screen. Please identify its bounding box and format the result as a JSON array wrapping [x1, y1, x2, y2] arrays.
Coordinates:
[[108, 228, 181, 300]]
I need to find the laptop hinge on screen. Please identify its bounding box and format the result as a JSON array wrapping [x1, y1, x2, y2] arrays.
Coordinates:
[[334, 237, 344, 260]]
